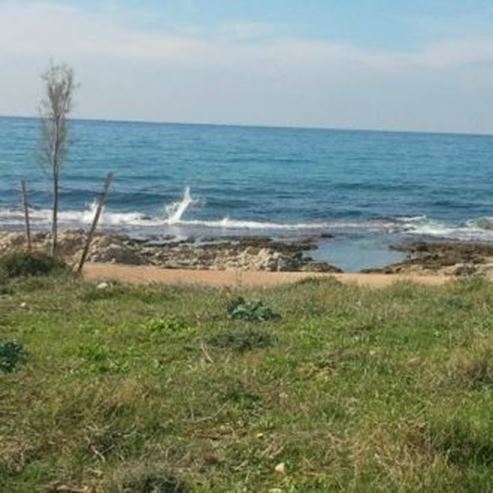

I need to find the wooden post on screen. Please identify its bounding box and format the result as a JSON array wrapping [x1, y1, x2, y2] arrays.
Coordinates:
[[21, 180, 32, 252], [77, 173, 113, 274]]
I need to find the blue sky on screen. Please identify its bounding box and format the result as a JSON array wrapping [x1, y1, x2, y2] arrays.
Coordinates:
[[55, 0, 493, 47], [1, 0, 493, 133]]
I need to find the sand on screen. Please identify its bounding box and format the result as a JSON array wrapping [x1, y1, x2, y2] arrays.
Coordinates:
[[83, 263, 452, 289]]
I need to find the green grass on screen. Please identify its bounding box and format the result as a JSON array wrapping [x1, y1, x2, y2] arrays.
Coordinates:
[[0, 274, 492, 492]]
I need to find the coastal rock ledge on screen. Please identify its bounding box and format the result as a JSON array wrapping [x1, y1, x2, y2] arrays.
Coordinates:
[[363, 241, 493, 278], [0, 231, 342, 273]]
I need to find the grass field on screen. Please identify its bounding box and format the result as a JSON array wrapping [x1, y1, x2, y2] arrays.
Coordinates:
[[0, 271, 492, 492]]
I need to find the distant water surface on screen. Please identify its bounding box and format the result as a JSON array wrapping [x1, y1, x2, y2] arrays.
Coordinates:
[[1, 116, 492, 271]]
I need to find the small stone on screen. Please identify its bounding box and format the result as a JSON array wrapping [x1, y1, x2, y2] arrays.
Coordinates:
[[20, 302, 27, 308], [274, 463, 287, 475]]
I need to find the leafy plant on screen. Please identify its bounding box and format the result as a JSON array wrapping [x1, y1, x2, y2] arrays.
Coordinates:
[[227, 297, 280, 322], [0, 341, 27, 373]]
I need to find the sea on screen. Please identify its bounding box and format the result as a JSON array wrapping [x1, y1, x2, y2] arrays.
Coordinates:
[[1, 116, 492, 271]]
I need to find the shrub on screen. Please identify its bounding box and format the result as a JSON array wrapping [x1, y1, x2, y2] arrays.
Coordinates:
[[0, 252, 68, 279], [227, 297, 280, 322], [206, 328, 276, 352], [0, 341, 27, 374]]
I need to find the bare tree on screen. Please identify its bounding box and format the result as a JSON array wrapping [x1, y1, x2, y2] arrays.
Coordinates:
[[39, 62, 76, 256]]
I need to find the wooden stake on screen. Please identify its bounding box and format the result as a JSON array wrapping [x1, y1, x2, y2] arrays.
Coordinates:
[[21, 180, 32, 252], [77, 173, 113, 274]]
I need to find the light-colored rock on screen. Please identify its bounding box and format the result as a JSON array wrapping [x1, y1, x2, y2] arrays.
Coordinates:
[[0, 230, 341, 272]]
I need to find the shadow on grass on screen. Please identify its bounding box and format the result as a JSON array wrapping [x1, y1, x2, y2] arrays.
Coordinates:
[[122, 472, 189, 493], [430, 419, 493, 467], [206, 328, 277, 353]]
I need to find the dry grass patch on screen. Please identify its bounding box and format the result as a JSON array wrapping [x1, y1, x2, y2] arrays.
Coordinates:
[[448, 338, 493, 390]]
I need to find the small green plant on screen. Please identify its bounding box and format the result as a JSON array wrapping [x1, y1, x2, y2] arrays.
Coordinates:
[[206, 328, 276, 352], [227, 297, 280, 322], [0, 341, 27, 374], [0, 252, 68, 279], [141, 315, 189, 335], [77, 344, 129, 375]]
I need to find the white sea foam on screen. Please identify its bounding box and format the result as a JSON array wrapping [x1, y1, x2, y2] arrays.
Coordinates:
[[398, 215, 493, 241], [164, 186, 198, 224], [0, 188, 492, 240]]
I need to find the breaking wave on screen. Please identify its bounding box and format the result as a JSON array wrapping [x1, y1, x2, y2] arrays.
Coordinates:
[[397, 215, 493, 241], [0, 188, 332, 231], [0, 187, 492, 240]]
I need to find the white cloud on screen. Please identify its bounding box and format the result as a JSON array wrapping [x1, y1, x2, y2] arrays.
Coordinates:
[[0, 1, 492, 133]]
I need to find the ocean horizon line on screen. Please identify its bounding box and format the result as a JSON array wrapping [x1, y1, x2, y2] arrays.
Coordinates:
[[1, 114, 492, 139]]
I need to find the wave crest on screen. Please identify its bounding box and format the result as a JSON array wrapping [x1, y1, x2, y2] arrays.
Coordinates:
[[0, 188, 492, 240]]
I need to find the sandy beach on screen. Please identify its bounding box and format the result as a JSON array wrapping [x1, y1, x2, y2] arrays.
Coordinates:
[[83, 262, 452, 288]]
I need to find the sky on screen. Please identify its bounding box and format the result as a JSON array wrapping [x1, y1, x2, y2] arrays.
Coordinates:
[[1, 0, 493, 134]]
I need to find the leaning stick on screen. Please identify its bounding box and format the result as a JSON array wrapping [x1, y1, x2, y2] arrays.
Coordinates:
[[77, 173, 113, 274], [21, 180, 32, 252]]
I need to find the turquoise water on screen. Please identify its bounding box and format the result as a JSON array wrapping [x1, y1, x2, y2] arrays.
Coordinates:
[[1, 116, 492, 270]]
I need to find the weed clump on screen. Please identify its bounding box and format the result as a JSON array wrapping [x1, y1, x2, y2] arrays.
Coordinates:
[[227, 297, 280, 322], [0, 341, 27, 373], [207, 328, 276, 352], [141, 315, 189, 335], [295, 276, 342, 287], [77, 344, 129, 375], [0, 252, 68, 279]]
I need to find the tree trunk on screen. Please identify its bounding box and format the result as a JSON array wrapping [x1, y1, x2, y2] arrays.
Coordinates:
[[51, 171, 59, 257]]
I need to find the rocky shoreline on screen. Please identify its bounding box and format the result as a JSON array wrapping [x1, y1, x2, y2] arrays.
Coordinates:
[[2, 230, 493, 277], [0, 230, 342, 273], [363, 241, 493, 278]]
